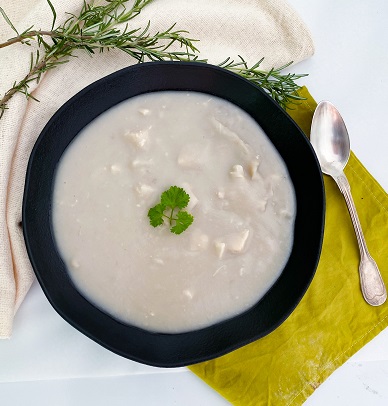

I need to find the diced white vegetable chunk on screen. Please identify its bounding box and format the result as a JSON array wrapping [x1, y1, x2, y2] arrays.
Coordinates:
[[216, 188, 225, 199], [211, 117, 251, 154], [226, 229, 250, 253], [71, 259, 80, 269], [138, 108, 151, 116], [135, 183, 155, 198], [230, 164, 245, 178], [110, 164, 121, 174], [183, 289, 194, 300], [248, 159, 260, 178], [181, 182, 198, 210], [124, 129, 149, 148], [214, 242, 226, 259]]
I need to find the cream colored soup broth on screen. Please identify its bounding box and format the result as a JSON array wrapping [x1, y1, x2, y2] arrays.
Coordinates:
[[52, 91, 296, 333]]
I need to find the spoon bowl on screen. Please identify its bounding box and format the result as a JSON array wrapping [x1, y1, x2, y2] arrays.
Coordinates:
[[311, 101, 350, 175], [311, 101, 386, 306]]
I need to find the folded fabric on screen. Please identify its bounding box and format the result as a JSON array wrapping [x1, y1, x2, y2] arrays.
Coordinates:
[[189, 87, 388, 406], [0, 0, 315, 338]]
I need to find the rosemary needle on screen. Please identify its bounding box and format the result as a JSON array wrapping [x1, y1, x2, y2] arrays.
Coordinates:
[[0, 0, 306, 118]]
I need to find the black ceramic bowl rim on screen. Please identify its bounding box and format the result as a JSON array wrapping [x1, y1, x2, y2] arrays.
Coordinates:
[[23, 61, 325, 368]]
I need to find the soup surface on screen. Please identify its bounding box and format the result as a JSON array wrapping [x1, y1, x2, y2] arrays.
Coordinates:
[[52, 91, 296, 333]]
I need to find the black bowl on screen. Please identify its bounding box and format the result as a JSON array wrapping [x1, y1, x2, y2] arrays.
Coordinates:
[[23, 62, 324, 367]]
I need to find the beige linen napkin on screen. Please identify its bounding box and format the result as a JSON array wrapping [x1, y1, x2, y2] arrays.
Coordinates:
[[0, 0, 314, 338]]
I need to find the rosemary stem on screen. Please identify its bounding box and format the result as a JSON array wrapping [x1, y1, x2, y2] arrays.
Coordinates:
[[0, 31, 54, 48], [0, 57, 48, 113], [0, 31, 95, 48]]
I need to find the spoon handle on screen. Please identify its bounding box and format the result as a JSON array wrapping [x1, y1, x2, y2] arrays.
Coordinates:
[[334, 172, 387, 306]]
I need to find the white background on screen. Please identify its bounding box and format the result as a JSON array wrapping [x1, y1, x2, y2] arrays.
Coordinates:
[[1, 0, 388, 405]]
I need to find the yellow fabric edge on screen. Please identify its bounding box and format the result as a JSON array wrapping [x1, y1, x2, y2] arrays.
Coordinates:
[[291, 313, 388, 404], [189, 86, 388, 406]]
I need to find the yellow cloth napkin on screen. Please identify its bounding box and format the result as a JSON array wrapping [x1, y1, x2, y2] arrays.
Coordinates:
[[189, 87, 388, 406]]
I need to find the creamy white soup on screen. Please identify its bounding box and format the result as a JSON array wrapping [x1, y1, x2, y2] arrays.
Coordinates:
[[52, 91, 296, 333]]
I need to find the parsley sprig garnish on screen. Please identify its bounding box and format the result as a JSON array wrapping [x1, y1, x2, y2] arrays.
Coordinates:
[[148, 186, 194, 234]]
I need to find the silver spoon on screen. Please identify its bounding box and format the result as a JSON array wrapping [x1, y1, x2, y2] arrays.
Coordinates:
[[311, 100, 386, 306]]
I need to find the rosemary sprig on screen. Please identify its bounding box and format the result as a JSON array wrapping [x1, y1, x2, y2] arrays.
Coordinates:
[[219, 56, 307, 107], [0, 0, 306, 118]]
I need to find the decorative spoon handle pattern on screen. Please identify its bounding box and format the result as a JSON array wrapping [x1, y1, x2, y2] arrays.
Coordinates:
[[334, 172, 387, 306]]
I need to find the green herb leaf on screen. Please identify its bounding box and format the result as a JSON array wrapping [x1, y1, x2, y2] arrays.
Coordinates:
[[160, 186, 189, 210], [0, 6, 19, 35], [46, 0, 57, 31], [147, 203, 166, 227], [148, 186, 194, 234], [170, 211, 194, 235]]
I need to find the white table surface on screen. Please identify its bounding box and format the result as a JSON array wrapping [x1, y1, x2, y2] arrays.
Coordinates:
[[1, 1, 388, 405]]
